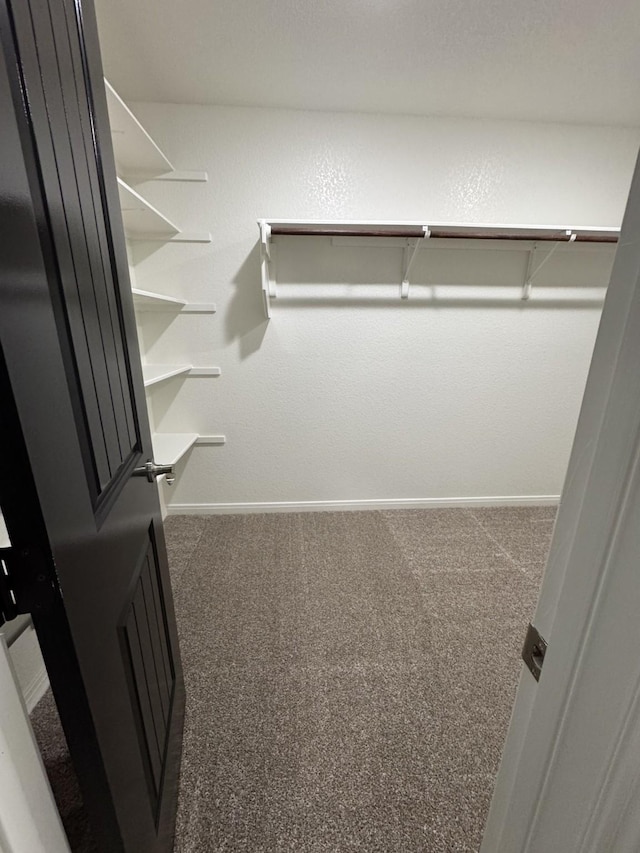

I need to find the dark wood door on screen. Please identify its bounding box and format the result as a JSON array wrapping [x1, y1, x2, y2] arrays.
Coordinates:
[[0, 1, 184, 851]]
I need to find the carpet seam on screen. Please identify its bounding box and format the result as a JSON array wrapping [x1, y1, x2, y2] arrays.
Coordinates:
[[467, 509, 528, 575]]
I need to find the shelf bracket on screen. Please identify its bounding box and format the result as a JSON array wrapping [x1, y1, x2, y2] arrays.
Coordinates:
[[132, 232, 212, 243], [180, 303, 217, 314], [259, 220, 273, 319], [401, 226, 430, 299], [187, 367, 221, 377], [194, 435, 226, 445], [522, 230, 576, 300], [152, 170, 208, 183]]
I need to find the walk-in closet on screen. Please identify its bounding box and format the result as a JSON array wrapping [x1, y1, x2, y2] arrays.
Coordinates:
[[1, 1, 639, 851]]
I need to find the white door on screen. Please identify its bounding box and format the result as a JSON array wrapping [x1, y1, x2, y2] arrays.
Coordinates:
[[481, 148, 640, 852]]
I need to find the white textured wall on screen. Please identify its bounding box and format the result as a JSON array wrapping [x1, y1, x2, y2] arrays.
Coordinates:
[[130, 103, 639, 510]]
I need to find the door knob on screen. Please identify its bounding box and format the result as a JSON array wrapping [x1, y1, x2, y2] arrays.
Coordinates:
[[134, 461, 175, 485]]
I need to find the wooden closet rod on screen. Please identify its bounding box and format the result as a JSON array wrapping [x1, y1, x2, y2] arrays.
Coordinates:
[[268, 225, 619, 244], [429, 228, 618, 244], [269, 226, 426, 238]]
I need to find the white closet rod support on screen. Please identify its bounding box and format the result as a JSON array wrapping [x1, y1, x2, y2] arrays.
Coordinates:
[[522, 231, 577, 300], [259, 220, 273, 319], [401, 227, 430, 299]]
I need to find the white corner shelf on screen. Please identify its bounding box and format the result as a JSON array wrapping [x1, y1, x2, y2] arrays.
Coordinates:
[[105, 79, 208, 184], [105, 80, 173, 179], [132, 289, 217, 313], [142, 364, 191, 388], [151, 433, 198, 465], [118, 180, 211, 243], [118, 178, 180, 240]]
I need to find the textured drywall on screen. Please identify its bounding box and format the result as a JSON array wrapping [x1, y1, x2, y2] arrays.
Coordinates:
[[129, 103, 639, 509]]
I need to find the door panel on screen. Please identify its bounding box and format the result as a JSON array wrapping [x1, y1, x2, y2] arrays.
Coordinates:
[[0, 1, 185, 850], [12, 0, 139, 498], [121, 527, 178, 820]]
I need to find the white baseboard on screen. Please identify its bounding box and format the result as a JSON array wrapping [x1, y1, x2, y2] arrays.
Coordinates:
[[167, 495, 561, 516], [8, 625, 50, 713], [24, 667, 50, 714]]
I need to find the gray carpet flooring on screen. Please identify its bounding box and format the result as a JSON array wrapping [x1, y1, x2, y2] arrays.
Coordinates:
[[31, 506, 554, 852]]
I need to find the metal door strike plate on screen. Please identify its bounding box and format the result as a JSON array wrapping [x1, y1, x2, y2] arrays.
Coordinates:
[[522, 622, 547, 682]]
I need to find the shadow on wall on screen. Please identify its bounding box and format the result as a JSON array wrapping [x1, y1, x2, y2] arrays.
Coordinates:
[[138, 312, 177, 350], [227, 242, 268, 359], [273, 293, 606, 310], [266, 236, 613, 310]]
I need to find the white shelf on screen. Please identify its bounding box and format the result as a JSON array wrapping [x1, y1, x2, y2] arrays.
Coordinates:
[[187, 367, 222, 377], [132, 289, 216, 313], [142, 364, 191, 387], [132, 289, 187, 311], [152, 433, 198, 466], [128, 229, 213, 245], [105, 80, 173, 179], [151, 170, 208, 183], [118, 178, 180, 240], [142, 365, 221, 387]]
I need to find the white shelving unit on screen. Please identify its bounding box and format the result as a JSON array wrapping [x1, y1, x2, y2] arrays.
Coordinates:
[[105, 79, 223, 504]]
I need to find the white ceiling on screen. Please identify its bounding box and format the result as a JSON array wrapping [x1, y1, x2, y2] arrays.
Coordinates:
[[94, 0, 640, 126]]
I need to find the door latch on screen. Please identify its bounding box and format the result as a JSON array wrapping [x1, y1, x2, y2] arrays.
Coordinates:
[[133, 461, 175, 485], [522, 622, 547, 682]]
